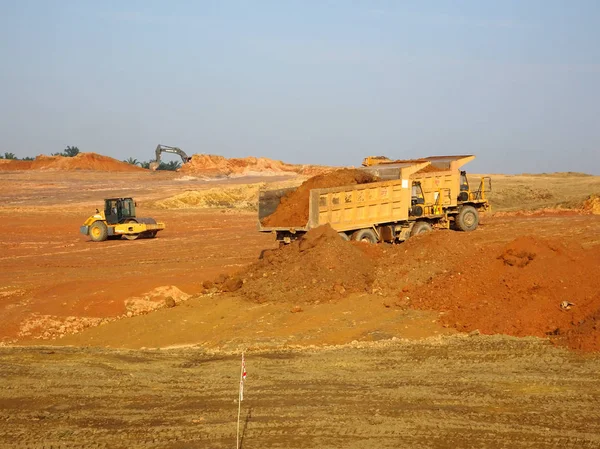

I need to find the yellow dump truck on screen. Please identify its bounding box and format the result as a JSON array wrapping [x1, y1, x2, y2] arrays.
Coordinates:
[[259, 162, 453, 244], [362, 155, 491, 232]]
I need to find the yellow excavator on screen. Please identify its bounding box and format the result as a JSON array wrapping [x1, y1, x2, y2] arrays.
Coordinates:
[[80, 197, 165, 242], [149, 144, 192, 171]]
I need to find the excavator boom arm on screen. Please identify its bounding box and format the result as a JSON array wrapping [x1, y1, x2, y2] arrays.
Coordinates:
[[154, 145, 190, 164]]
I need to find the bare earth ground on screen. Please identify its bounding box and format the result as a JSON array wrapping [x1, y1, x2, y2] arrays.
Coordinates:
[[1, 170, 599, 448], [1, 339, 600, 449]]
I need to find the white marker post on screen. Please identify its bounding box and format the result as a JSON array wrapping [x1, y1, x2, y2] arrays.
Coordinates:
[[236, 352, 246, 449]]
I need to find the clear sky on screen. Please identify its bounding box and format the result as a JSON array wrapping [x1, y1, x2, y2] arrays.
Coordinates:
[[1, 1, 599, 174]]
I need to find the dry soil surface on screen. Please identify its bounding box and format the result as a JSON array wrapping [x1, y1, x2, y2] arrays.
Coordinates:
[[1, 338, 600, 449]]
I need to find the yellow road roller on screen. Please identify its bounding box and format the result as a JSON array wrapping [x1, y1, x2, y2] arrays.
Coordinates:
[[80, 197, 165, 242]]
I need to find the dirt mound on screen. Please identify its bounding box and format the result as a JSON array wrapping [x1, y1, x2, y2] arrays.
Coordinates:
[[262, 169, 379, 227], [180, 154, 329, 177], [582, 194, 600, 215], [152, 184, 265, 210], [563, 309, 600, 352], [409, 236, 600, 350], [224, 226, 467, 306], [0, 153, 145, 172], [236, 224, 376, 304], [17, 286, 191, 341]]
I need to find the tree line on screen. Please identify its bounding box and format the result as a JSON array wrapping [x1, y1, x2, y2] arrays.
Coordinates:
[[123, 158, 181, 171], [1, 146, 180, 171]]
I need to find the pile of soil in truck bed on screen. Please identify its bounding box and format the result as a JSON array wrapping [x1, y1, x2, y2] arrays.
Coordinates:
[[261, 168, 378, 227]]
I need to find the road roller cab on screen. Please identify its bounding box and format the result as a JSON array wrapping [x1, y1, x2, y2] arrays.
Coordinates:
[[80, 197, 165, 242]]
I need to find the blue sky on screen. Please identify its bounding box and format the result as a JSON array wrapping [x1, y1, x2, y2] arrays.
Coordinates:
[[1, 0, 599, 174]]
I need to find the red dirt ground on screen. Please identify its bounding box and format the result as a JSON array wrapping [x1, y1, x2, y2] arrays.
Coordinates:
[[261, 168, 378, 227], [2, 170, 600, 352]]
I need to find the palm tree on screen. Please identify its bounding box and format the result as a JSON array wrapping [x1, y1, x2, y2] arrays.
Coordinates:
[[3, 152, 16, 160], [63, 146, 80, 157], [124, 157, 139, 166], [165, 160, 181, 171]]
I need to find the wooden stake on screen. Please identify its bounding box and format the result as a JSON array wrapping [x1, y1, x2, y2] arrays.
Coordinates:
[[236, 351, 244, 449]]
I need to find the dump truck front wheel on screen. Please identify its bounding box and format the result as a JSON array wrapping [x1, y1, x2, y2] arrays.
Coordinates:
[[455, 205, 479, 232], [411, 221, 432, 236], [352, 229, 378, 244], [89, 221, 108, 242]]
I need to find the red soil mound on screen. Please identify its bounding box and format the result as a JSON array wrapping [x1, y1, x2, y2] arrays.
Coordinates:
[[237, 224, 377, 304], [262, 169, 378, 227], [226, 226, 469, 305], [209, 222, 600, 352], [0, 153, 145, 172], [410, 236, 600, 351], [563, 309, 600, 352], [180, 154, 328, 177]]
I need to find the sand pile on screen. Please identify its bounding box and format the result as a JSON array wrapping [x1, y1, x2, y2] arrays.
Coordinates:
[[17, 286, 192, 341], [180, 154, 328, 177], [0, 153, 145, 172], [262, 169, 379, 227], [409, 236, 600, 351], [233, 225, 377, 304], [152, 184, 265, 210], [124, 286, 191, 315], [582, 194, 600, 214]]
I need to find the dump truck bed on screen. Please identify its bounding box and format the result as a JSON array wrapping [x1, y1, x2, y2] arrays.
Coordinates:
[[259, 177, 423, 234], [258, 187, 310, 232]]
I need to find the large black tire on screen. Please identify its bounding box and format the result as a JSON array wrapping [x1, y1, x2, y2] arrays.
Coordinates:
[[89, 221, 108, 242], [455, 205, 479, 232], [411, 221, 433, 236], [352, 228, 378, 244], [338, 232, 350, 241]]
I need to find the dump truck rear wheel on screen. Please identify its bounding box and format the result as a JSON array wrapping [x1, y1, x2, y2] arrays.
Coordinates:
[[352, 229, 378, 244], [89, 221, 108, 242], [338, 232, 350, 241], [411, 221, 432, 236], [456, 205, 479, 232]]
